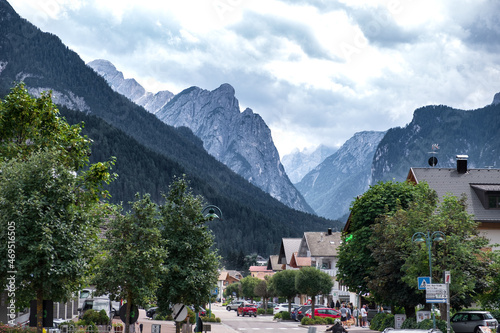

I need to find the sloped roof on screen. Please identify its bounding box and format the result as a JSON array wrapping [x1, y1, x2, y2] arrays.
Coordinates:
[[289, 252, 311, 268], [298, 231, 342, 257], [267, 255, 282, 271], [278, 238, 302, 265], [218, 271, 229, 281], [408, 167, 500, 223], [249, 266, 272, 272]]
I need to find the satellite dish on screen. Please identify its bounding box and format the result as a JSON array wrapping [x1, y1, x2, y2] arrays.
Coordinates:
[[428, 156, 438, 167]]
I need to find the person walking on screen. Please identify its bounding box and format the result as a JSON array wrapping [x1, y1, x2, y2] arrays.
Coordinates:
[[340, 304, 347, 324], [353, 307, 359, 326], [360, 305, 368, 327]]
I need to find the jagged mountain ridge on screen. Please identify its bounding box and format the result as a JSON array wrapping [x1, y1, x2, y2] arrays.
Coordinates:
[[282, 145, 337, 184], [88, 59, 313, 213], [371, 102, 500, 183], [87, 59, 174, 114], [296, 131, 386, 221], [0, 0, 340, 258], [156, 84, 314, 213]]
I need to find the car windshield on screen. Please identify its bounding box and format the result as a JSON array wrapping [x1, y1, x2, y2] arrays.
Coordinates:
[[80, 290, 91, 298], [484, 313, 494, 319], [93, 300, 110, 311]]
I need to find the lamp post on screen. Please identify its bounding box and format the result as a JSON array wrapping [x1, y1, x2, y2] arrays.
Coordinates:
[[194, 205, 222, 333], [412, 231, 445, 329]]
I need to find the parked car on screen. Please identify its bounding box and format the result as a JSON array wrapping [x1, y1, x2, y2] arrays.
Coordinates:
[[237, 303, 257, 317], [305, 307, 341, 319], [79, 298, 114, 320], [273, 303, 300, 315], [146, 307, 158, 319], [258, 302, 275, 310], [226, 301, 244, 311], [188, 305, 207, 317], [292, 305, 311, 321], [451, 311, 498, 333]]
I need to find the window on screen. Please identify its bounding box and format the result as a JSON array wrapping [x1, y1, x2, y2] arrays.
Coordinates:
[[488, 195, 500, 208]]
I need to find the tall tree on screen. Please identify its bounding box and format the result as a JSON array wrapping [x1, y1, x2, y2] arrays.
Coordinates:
[[270, 270, 299, 313], [295, 267, 333, 318], [93, 194, 167, 333], [0, 84, 115, 333], [240, 276, 261, 302], [254, 277, 273, 312], [337, 181, 432, 295], [156, 176, 220, 333]]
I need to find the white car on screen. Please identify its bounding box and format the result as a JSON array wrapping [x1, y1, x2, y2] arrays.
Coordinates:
[[273, 303, 299, 315]]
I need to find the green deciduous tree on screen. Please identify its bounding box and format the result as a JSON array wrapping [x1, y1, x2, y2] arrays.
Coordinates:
[[295, 267, 333, 318], [337, 181, 432, 296], [270, 270, 299, 313], [93, 194, 167, 333], [0, 84, 116, 333], [224, 282, 241, 300], [240, 276, 261, 302], [156, 176, 220, 333], [254, 277, 273, 312]]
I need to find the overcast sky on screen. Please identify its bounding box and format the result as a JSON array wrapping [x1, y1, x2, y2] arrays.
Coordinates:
[[8, 0, 500, 156]]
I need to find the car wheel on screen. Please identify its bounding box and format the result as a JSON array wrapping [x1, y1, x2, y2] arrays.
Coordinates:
[[237, 312, 240, 316], [474, 327, 482, 333], [254, 313, 257, 317], [227, 306, 230, 311]]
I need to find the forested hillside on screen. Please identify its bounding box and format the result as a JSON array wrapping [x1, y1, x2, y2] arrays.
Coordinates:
[[372, 104, 500, 182], [0, 1, 343, 264]]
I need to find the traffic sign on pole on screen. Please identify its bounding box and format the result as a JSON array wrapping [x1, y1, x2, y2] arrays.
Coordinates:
[[426, 284, 447, 303], [418, 277, 431, 290]]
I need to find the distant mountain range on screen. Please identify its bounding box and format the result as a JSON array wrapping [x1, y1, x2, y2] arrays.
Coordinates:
[[0, 0, 339, 260], [88, 59, 314, 214], [2, 0, 500, 232], [281, 145, 337, 184]]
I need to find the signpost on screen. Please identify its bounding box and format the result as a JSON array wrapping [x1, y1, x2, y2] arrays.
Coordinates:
[[418, 277, 431, 290], [172, 304, 188, 322], [151, 324, 161, 333], [426, 284, 447, 303]]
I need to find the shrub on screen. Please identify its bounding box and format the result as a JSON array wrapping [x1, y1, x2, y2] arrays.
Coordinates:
[[401, 317, 417, 329], [369, 313, 394, 331], [281, 311, 291, 320], [257, 308, 265, 315], [416, 318, 448, 333], [266, 309, 273, 315], [325, 317, 335, 324], [81, 309, 109, 325], [0, 324, 36, 333], [300, 316, 328, 325], [274, 313, 282, 320]]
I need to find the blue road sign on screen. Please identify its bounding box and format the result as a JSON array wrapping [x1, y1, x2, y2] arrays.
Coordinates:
[[418, 277, 431, 290]]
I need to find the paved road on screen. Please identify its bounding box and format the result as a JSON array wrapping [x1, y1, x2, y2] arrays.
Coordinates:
[[133, 304, 380, 333]]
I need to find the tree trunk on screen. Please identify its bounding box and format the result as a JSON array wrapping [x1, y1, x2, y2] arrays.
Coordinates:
[[125, 294, 132, 333], [311, 297, 316, 319], [37, 289, 43, 333], [404, 305, 416, 318]]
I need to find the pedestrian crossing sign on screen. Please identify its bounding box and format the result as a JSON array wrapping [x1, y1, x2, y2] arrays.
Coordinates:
[[418, 277, 431, 290]]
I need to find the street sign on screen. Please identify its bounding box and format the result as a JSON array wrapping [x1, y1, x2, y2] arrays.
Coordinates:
[[444, 271, 451, 284], [418, 276, 431, 290], [426, 283, 447, 303], [212, 287, 218, 296], [172, 303, 188, 322]]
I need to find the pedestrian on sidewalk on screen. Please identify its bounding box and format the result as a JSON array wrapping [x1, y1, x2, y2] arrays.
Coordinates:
[[352, 307, 359, 326], [360, 305, 368, 328]]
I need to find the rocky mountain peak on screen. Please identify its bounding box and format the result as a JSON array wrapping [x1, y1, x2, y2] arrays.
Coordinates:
[[492, 92, 500, 105]]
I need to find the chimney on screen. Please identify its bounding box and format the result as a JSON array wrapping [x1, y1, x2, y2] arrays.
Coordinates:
[[327, 228, 332, 235], [456, 155, 468, 174]]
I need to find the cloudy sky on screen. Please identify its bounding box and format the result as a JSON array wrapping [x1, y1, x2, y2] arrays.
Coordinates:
[[8, 0, 500, 156]]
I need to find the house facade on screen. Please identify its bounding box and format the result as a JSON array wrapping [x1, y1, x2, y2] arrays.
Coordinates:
[[407, 155, 500, 249]]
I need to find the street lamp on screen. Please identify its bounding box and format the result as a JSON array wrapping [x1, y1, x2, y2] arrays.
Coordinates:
[[194, 205, 222, 333], [412, 231, 445, 329]]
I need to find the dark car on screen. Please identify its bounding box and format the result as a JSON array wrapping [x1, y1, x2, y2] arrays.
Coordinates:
[[451, 311, 498, 333], [292, 305, 311, 321], [146, 307, 158, 319]]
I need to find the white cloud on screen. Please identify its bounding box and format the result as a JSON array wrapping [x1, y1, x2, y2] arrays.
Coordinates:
[[8, 0, 500, 156]]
